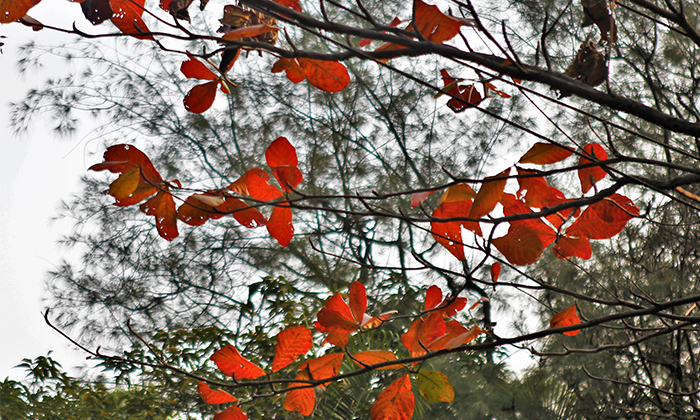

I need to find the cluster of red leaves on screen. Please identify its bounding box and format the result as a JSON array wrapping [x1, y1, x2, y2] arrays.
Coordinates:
[[271, 57, 351, 93], [426, 142, 639, 266], [90, 137, 302, 245], [200, 281, 468, 420], [180, 56, 234, 114]]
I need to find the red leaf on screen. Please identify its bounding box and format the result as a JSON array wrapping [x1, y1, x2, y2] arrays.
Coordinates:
[[439, 183, 476, 203], [297, 58, 350, 92], [266, 137, 303, 191], [410, 190, 434, 208], [424, 285, 442, 311], [413, 0, 463, 43], [417, 312, 446, 348], [109, 0, 153, 39], [273, 0, 302, 12], [213, 405, 248, 420], [299, 353, 344, 385], [271, 58, 306, 83], [197, 382, 237, 405], [267, 204, 294, 246], [271, 326, 313, 372], [140, 189, 179, 241], [0, 0, 41, 23], [181, 57, 218, 80], [490, 262, 501, 282], [219, 197, 267, 228], [550, 304, 581, 336], [443, 325, 484, 349], [210, 345, 266, 380], [578, 143, 608, 193], [519, 142, 574, 165], [440, 297, 467, 318], [431, 200, 483, 260], [283, 370, 315, 416], [401, 319, 423, 357], [492, 225, 546, 266], [440, 69, 482, 112], [227, 169, 282, 202], [553, 235, 592, 260], [184, 81, 219, 114], [349, 281, 367, 325], [177, 193, 266, 229], [566, 193, 638, 240], [469, 169, 510, 220], [369, 374, 414, 420], [351, 351, 402, 370], [516, 169, 551, 209]]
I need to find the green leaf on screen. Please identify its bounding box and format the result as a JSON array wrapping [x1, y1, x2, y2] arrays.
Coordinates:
[[417, 370, 454, 403]]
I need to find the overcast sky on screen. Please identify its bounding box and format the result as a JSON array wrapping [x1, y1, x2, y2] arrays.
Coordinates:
[[0, 3, 95, 381]]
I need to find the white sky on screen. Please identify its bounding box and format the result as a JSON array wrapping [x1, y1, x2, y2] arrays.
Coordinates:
[[0, 2, 94, 381]]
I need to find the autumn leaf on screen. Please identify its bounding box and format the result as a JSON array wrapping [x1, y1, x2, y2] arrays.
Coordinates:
[[417, 312, 447, 348], [439, 183, 476, 203], [550, 304, 581, 336], [222, 23, 278, 41], [213, 405, 248, 420], [80, 0, 114, 25], [266, 204, 294, 246], [563, 41, 607, 92], [581, 0, 617, 44], [369, 374, 414, 420], [413, 0, 463, 43], [469, 168, 510, 220], [439, 69, 482, 112], [299, 353, 344, 386], [271, 57, 306, 83], [297, 58, 350, 92], [283, 370, 315, 416], [443, 325, 484, 349], [417, 370, 454, 403], [176, 192, 266, 229], [181, 56, 218, 80], [140, 189, 179, 241], [210, 345, 266, 380], [265, 137, 303, 192], [578, 143, 609, 193], [0, 0, 41, 23], [566, 193, 639, 240], [226, 168, 282, 202], [424, 285, 442, 311], [492, 225, 546, 266], [410, 190, 434, 208], [490, 262, 501, 282], [197, 381, 237, 405], [552, 235, 592, 260], [271, 326, 313, 372], [519, 142, 574, 165], [109, 0, 153, 40], [184, 80, 219, 114], [431, 199, 483, 260], [351, 351, 403, 370], [349, 281, 367, 325]]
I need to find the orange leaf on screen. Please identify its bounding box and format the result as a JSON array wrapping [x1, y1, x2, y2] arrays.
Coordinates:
[[578, 143, 608, 193], [351, 351, 402, 370], [177, 193, 266, 229], [0, 0, 41, 23], [299, 353, 344, 385], [519, 142, 574, 165], [550, 304, 581, 336], [109, 0, 153, 39], [444, 325, 484, 349], [553, 235, 592, 260], [492, 225, 545, 266], [297, 58, 350, 92], [90, 144, 162, 206], [271, 57, 306, 83], [349, 281, 367, 325], [210, 345, 266, 380], [220, 197, 267, 228], [181, 57, 218, 80], [369, 374, 414, 420], [274, 0, 302, 11], [413, 0, 463, 43], [566, 193, 638, 240], [222, 23, 278, 41], [140, 189, 179, 241], [108, 167, 141, 200], [439, 183, 476, 204], [424, 285, 442, 311], [416, 370, 454, 403], [213, 405, 248, 420], [266, 137, 303, 192], [283, 370, 315, 416], [227, 169, 282, 202], [401, 319, 424, 357], [417, 312, 446, 348], [490, 262, 501, 282], [431, 200, 483, 260], [267, 204, 294, 246], [271, 326, 313, 372], [440, 297, 467, 318], [197, 382, 237, 405], [469, 169, 510, 220], [184, 81, 219, 114]]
